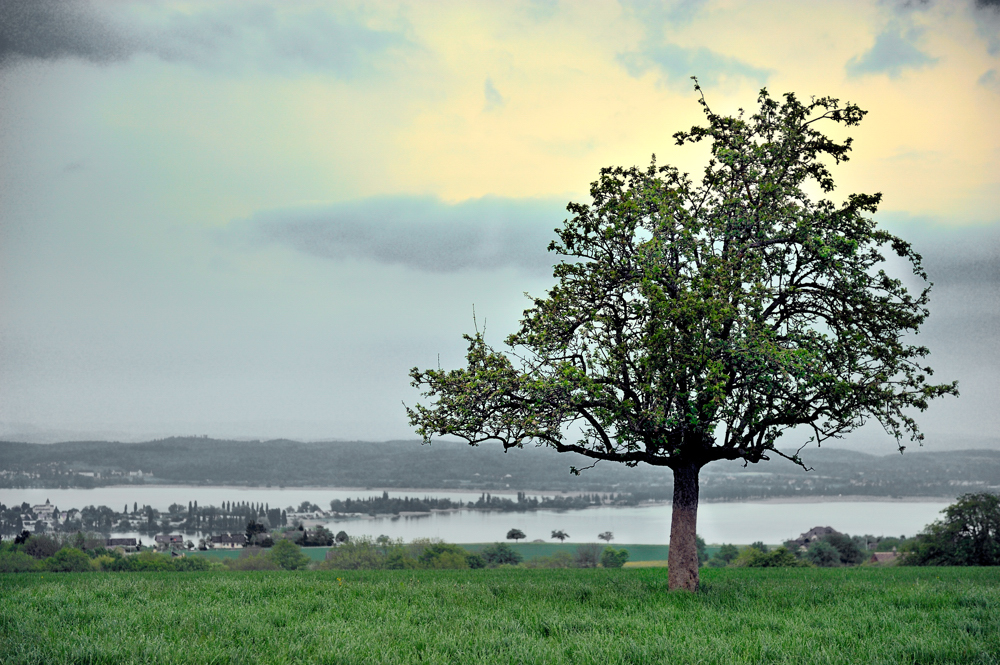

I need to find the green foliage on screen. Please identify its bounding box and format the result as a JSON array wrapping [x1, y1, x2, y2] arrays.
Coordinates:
[[0, 550, 41, 572], [523, 551, 575, 569], [406, 85, 956, 590], [43, 547, 94, 572], [481, 542, 523, 566], [318, 537, 475, 571], [806, 540, 842, 567], [269, 539, 310, 571], [225, 550, 280, 571], [415, 542, 470, 570], [875, 536, 907, 552], [319, 536, 402, 570], [600, 547, 630, 568], [107, 551, 176, 572], [408, 84, 955, 475], [506, 528, 526, 542], [706, 543, 739, 568], [904, 492, 1000, 566], [2, 568, 999, 663], [21, 535, 60, 559], [574, 543, 602, 568], [822, 532, 865, 566], [244, 519, 267, 545], [732, 546, 807, 568]]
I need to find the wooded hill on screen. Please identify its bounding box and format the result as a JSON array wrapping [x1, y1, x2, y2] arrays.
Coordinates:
[[1, 438, 998, 500]]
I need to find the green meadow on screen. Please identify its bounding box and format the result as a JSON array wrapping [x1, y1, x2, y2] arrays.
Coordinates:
[[2, 567, 998, 664]]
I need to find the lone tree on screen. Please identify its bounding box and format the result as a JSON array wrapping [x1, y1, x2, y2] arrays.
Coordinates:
[[506, 528, 526, 542], [551, 529, 569, 542], [598, 531, 614, 543], [408, 83, 957, 592]]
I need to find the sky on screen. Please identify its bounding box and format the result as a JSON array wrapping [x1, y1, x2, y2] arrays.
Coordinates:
[[0, 0, 998, 453]]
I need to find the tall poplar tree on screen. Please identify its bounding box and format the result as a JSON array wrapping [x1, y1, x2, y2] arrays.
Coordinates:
[[407, 83, 957, 591]]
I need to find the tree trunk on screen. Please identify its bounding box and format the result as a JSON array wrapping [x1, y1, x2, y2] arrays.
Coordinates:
[[668, 461, 701, 592]]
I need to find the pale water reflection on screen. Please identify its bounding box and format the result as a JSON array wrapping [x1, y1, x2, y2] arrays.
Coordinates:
[[0, 487, 950, 544]]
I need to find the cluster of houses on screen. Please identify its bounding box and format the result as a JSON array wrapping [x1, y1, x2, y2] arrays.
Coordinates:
[[98, 532, 251, 554], [20, 499, 59, 533]]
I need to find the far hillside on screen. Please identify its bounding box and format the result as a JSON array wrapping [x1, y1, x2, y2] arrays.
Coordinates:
[[2, 438, 999, 500]]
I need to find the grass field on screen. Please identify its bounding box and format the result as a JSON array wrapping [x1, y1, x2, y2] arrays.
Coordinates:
[[2, 567, 998, 664]]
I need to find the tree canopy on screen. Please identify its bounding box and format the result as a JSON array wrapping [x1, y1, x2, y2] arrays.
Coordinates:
[[905, 492, 1000, 566], [408, 81, 956, 590]]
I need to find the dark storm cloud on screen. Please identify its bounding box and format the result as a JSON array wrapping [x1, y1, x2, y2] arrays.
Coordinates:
[[235, 196, 569, 274], [0, 0, 133, 65], [0, 0, 409, 76], [846, 23, 938, 78]]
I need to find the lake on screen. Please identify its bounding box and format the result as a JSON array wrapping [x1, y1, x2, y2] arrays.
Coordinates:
[[0, 486, 952, 544]]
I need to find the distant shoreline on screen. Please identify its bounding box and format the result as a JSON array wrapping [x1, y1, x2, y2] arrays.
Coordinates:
[[0, 483, 957, 504]]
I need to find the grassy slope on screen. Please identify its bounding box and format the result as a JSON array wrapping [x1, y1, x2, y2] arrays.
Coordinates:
[[2, 567, 999, 664]]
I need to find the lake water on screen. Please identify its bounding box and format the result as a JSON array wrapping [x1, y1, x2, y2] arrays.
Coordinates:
[[1, 486, 951, 544]]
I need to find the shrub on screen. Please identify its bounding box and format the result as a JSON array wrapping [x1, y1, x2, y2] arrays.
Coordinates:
[[107, 551, 175, 572], [600, 547, 630, 568], [466, 553, 486, 569], [706, 544, 739, 568], [269, 539, 310, 570], [171, 556, 214, 571], [733, 546, 807, 568], [92, 555, 118, 571], [823, 532, 865, 565], [0, 550, 41, 573], [321, 536, 392, 570], [805, 541, 841, 567], [523, 551, 574, 569], [417, 542, 470, 569], [225, 553, 280, 571], [574, 543, 602, 568], [44, 547, 95, 572], [22, 535, 61, 559], [481, 542, 523, 566]]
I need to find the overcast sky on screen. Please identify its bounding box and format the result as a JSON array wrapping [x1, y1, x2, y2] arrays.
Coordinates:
[[1, 0, 997, 453]]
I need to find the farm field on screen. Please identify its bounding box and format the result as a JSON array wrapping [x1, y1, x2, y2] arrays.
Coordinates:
[[2, 567, 999, 664]]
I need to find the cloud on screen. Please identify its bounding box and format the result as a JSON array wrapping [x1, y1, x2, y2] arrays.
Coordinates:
[[616, 0, 768, 89], [846, 23, 938, 78], [980, 68, 1000, 91], [0, 1, 410, 77], [0, 0, 134, 65], [619, 0, 709, 28], [618, 43, 770, 89], [229, 195, 569, 273], [971, 0, 1000, 55], [484, 77, 505, 111]]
